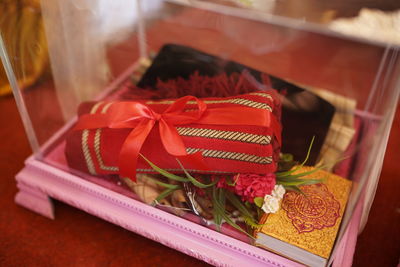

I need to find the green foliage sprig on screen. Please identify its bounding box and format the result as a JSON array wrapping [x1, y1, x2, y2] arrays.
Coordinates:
[[139, 136, 329, 235], [276, 137, 324, 194]]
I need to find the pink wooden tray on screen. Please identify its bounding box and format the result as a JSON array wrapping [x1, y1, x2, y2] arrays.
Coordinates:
[[15, 155, 365, 267]]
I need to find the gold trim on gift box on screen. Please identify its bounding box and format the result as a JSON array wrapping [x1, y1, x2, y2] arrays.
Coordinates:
[[146, 98, 272, 112], [93, 103, 116, 171], [177, 127, 271, 145], [135, 168, 231, 174], [248, 92, 274, 100], [82, 101, 104, 175], [82, 130, 96, 175], [94, 128, 119, 172], [90, 144, 273, 173], [186, 148, 272, 164], [82, 102, 116, 174]]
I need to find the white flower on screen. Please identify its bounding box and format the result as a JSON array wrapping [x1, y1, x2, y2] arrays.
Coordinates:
[[261, 195, 280, 214], [272, 184, 286, 200]]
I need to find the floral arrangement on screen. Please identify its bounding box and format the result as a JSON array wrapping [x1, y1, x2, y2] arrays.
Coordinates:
[[139, 137, 324, 237]]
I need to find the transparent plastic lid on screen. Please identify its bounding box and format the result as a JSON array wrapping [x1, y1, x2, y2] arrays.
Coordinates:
[[1, 0, 399, 265]]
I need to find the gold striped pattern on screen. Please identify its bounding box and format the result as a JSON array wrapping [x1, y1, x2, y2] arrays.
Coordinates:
[[248, 92, 274, 100], [94, 129, 118, 172], [136, 168, 230, 174], [82, 144, 272, 173], [82, 102, 119, 174], [82, 130, 96, 175], [82, 102, 103, 175], [146, 98, 272, 111], [177, 127, 271, 145], [94, 102, 118, 172], [102, 102, 114, 113], [186, 148, 272, 164]]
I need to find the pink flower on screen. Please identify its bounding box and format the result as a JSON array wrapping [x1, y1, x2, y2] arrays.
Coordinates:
[[234, 173, 276, 203]]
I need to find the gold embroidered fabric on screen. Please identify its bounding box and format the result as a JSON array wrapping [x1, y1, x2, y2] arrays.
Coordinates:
[[257, 166, 352, 259]]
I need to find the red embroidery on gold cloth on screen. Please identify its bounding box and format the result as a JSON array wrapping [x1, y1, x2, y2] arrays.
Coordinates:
[[281, 183, 340, 233]]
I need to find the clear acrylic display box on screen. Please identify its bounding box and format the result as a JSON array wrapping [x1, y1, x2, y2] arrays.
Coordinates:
[[1, 1, 399, 266]]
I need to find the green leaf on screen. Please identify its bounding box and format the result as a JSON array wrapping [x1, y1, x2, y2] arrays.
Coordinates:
[[221, 210, 254, 239], [243, 216, 269, 229], [218, 187, 226, 212], [225, 176, 235, 186], [152, 187, 178, 206], [284, 185, 305, 195], [211, 187, 223, 230], [141, 176, 180, 189], [256, 206, 262, 219], [225, 175, 239, 187], [277, 176, 321, 184], [278, 178, 322, 187], [244, 201, 252, 209], [279, 168, 323, 179], [276, 166, 302, 178], [254, 197, 264, 208], [225, 192, 257, 225], [276, 136, 315, 177], [281, 167, 324, 180], [298, 135, 315, 167], [224, 194, 268, 229], [176, 159, 217, 188], [281, 153, 294, 162], [212, 189, 254, 239], [140, 154, 189, 182], [211, 189, 263, 237]]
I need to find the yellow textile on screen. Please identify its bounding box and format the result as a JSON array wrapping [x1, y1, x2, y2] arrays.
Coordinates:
[[0, 0, 48, 96], [256, 166, 352, 259]]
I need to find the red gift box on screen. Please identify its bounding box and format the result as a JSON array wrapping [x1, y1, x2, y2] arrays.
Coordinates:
[[65, 91, 281, 181]]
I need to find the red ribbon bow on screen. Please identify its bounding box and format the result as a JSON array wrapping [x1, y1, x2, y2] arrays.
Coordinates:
[[74, 95, 280, 181]]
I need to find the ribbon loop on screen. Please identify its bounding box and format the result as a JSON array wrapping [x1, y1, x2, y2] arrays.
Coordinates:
[[163, 95, 207, 124]]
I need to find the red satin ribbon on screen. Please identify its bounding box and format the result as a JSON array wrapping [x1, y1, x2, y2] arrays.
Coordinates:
[[74, 96, 281, 181]]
